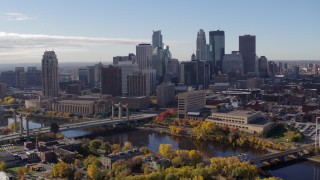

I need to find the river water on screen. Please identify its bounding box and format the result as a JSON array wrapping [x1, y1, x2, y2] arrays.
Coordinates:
[[2, 117, 320, 179]]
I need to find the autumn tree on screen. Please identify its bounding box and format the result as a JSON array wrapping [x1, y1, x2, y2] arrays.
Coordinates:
[[87, 164, 104, 180], [0, 161, 6, 171], [123, 141, 133, 151], [84, 155, 102, 168], [52, 161, 72, 178], [159, 144, 173, 158]]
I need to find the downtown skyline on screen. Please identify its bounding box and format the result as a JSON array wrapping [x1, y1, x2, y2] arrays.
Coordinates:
[[0, 0, 319, 63]]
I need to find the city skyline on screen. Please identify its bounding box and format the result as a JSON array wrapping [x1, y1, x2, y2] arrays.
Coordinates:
[[0, 0, 319, 63]]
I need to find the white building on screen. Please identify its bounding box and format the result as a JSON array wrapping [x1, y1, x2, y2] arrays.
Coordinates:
[[178, 90, 206, 119], [136, 44, 153, 70]]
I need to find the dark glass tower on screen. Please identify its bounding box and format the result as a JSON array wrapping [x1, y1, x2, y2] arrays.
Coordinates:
[[209, 30, 225, 74], [239, 35, 256, 74]]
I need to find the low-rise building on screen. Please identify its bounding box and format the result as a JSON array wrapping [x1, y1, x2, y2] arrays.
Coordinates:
[[206, 110, 273, 134], [178, 90, 206, 119], [104, 149, 143, 169]]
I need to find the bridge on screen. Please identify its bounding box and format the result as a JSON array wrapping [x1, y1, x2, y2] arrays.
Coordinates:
[[0, 113, 156, 141], [249, 145, 313, 168]]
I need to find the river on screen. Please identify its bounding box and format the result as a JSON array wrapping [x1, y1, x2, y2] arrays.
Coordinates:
[[2, 117, 320, 179]]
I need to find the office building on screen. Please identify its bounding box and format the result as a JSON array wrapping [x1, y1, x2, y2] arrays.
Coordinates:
[[222, 51, 244, 76], [196, 29, 207, 60], [25, 67, 42, 87], [113, 53, 136, 65], [136, 44, 153, 70], [247, 78, 264, 89], [178, 90, 206, 118], [0, 71, 16, 87], [0, 83, 7, 98], [152, 30, 163, 49], [42, 51, 59, 98], [239, 35, 256, 74], [127, 72, 147, 96], [258, 56, 268, 78], [116, 62, 139, 96], [166, 58, 180, 85], [94, 62, 103, 87], [142, 69, 156, 96], [180, 60, 210, 89], [156, 83, 175, 107], [15, 67, 26, 89], [78, 68, 89, 87], [101, 65, 122, 97], [312, 64, 319, 75], [152, 47, 164, 80], [206, 110, 272, 134], [209, 30, 225, 73]]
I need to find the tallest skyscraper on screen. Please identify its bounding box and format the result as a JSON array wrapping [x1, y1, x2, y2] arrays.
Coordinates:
[[42, 51, 59, 98], [152, 30, 163, 49], [196, 29, 207, 60]]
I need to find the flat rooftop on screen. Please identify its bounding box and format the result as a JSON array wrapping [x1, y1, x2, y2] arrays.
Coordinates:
[[212, 110, 261, 117]]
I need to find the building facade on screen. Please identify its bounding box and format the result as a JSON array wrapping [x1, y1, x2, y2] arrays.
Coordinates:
[[156, 83, 175, 108], [209, 30, 225, 74], [101, 65, 122, 97], [196, 29, 207, 61], [127, 72, 147, 97], [42, 51, 59, 98], [239, 35, 256, 74], [115, 62, 139, 96], [152, 30, 163, 49], [178, 90, 206, 118], [136, 44, 153, 70], [222, 51, 244, 76]]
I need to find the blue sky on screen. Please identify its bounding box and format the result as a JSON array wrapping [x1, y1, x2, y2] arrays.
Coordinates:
[[0, 0, 319, 63]]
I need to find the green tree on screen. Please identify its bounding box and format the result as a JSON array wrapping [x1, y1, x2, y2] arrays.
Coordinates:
[[87, 164, 104, 180], [89, 139, 102, 152], [100, 142, 112, 154]]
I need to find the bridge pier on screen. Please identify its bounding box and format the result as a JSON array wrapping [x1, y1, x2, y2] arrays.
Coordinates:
[[111, 102, 129, 120], [13, 115, 18, 133], [19, 114, 23, 137], [26, 115, 30, 139]]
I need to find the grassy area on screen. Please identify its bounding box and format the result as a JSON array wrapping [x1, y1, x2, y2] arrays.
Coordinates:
[[166, 114, 178, 124], [267, 124, 303, 143], [6, 165, 36, 175]]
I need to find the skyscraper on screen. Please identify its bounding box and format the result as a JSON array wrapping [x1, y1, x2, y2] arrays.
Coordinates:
[[196, 29, 207, 60], [152, 47, 164, 80], [116, 62, 139, 96], [136, 44, 153, 70], [152, 30, 163, 49], [101, 65, 122, 96], [239, 35, 256, 74], [209, 30, 225, 73], [42, 51, 59, 98]]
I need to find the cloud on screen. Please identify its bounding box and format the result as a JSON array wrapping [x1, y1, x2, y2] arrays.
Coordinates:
[[0, 13, 33, 21]]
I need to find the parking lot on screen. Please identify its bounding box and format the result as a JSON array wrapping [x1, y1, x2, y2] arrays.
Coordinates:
[[289, 121, 317, 139]]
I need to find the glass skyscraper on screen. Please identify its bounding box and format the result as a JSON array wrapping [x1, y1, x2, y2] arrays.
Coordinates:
[[209, 30, 225, 74]]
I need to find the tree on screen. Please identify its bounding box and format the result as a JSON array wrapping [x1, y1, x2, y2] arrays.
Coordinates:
[[17, 168, 24, 178], [159, 144, 173, 158], [123, 142, 133, 151], [52, 161, 72, 178], [89, 139, 102, 152], [84, 155, 102, 168], [50, 122, 59, 133], [74, 169, 83, 180], [87, 164, 104, 180], [0, 161, 6, 171], [100, 142, 112, 154]]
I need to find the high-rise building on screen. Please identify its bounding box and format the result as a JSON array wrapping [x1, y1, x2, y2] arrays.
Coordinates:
[[25, 67, 42, 87], [101, 65, 122, 97], [166, 58, 180, 85], [15, 67, 26, 89], [113, 53, 136, 65], [142, 69, 156, 96], [209, 30, 225, 74], [178, 90, 206, 118], [312, 64, 319, 75], [152, 30, 163, 49], [127, 72, 147, 97], [116, 62, 139, 96], [239, 35, 256, 74], [156, 83, 175, 108], [222, 51, 244, 76], [0, 83, 7, 98], [94, 62, 103, 87], [0, 71, 16, 87], [180, 60, 210, 89], [136, 44, 153, 70], [258, 56, 268, 78], [152, 47, 164, 80], [42, 51, 59, 98], [78, 68, 89, 87], [196, 29, 207, 60]]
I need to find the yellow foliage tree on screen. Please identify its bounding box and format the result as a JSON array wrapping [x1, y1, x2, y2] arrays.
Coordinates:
[[159, 144, 173, 158]]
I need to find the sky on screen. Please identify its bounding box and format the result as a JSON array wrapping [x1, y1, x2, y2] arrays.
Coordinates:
[[0, 0, 319, 63]]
